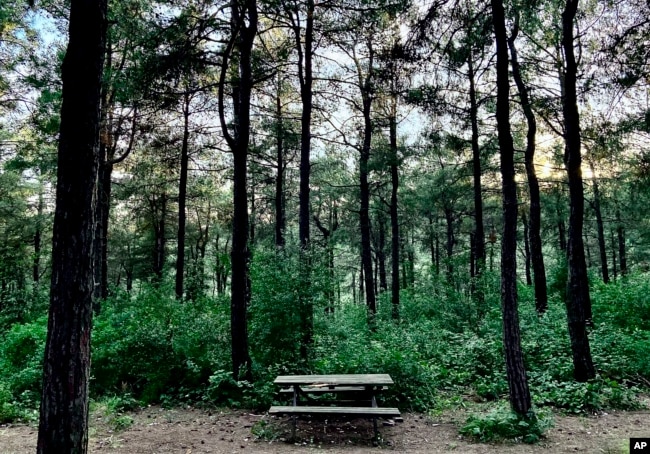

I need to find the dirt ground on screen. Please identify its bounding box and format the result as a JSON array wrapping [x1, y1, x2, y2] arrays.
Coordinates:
[[1, 405, 649, 454]]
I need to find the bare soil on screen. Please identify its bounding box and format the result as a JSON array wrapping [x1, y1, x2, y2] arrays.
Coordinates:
[[1, 405, 649, 454]]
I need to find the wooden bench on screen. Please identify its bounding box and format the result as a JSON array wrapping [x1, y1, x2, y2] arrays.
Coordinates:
[[269, 405, 401, 417], [278, 385, 387, 394], [271, 374, 400, 443]]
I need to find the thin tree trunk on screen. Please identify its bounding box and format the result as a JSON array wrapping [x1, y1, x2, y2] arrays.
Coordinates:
[[491, 0, 532, 416], [389, 96, 400, 319], [275, 73, 285, 248], [617, 209, 627, 275], [522, 212, 532, 286], [610, 228, 617, 280], [508, 21, 548, 313], [589, 163, 609, 283], [175, 92, 191, 299], [33, 181, 44, 284], [445, 207, 454, 279], [291, 0, 315, 361], [468, 56, 485, 277], [151, 193, 167, 281], [37, 0, 106, 450], [359, 58, 376, 316], [378, 213, 387, 293], [561, 0, 595, 382]]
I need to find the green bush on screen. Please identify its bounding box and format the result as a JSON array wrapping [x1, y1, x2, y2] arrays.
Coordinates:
[[460, 404, 554, 443]]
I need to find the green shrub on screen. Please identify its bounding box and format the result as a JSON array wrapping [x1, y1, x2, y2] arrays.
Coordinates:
[[460, 404, 554, 443]]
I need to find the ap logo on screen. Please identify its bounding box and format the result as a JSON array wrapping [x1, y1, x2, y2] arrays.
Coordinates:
[[631, 439, 650, 452]]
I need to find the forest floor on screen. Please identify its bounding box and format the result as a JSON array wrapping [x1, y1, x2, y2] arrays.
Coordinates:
[[2, 403, 649, 454]]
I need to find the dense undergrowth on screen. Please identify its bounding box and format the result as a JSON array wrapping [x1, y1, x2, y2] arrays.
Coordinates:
[[1, 253, 648, 436]]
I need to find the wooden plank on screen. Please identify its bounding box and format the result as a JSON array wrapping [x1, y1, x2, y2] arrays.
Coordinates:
[[268, 406, 401, 418], [278, 386, 386, 394], [274, 374, 393, 386]]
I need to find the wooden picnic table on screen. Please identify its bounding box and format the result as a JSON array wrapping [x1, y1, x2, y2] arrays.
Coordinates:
[[269, 374, 400, 442]]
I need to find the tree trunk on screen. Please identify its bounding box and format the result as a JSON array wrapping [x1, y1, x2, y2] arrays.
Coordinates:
[[275, 73, 285, 248], [175, 92, 191, 299], [610, 228, 617, 280], [617, 209, 627, 275], [359, 71, 376, 316], [389, 96, 400, 319], [445, 207, 454, 279], [468, 56, 485, 278], [589, 163, 609, 283], [37, 0, 106, 451], [151, 193, 167, 281], [561, 0, 595, 382], [522, 212, 532, 286], [33, 181, 44, 284], [218, 0, 257, 382], [491, 0, 532, 416], [378, 213, 388, 293], [291, 0, 315, 361], [508, 22, 548, 313]]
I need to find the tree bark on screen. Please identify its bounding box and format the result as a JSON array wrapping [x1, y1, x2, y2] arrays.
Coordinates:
[[175, 92, 191, 299], [561, 0, 595, 382], [358, 47, 376, 316], [218, 0, 257, 382], [37, 0, 107, 451], [522, 212, 532, 286], [508, 22, 548, 313], [389, 95, 400, 319], [589, 163, 609, 283], [468, 56, 485, 277], [617, 208, 627, 275], [491, 0, 532, 416], [291, 0, 315, 361], [274, 73, 286, 248]]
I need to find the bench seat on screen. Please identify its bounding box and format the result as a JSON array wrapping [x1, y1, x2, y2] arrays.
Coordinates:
[[268, 405, 401, 418], [279, 385, 386, 394]]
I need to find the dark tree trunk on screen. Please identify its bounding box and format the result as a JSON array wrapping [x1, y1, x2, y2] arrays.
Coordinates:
[[274, 74, 285, 248], [558, 217, 567, 251], [33, 183, 44, 284], [151, 193, 167, 281], [508, 23, 548, 313], [378, 213, 387, 292], [589, 163, 609, 283], [94, 157, 112, 308], [445, 207, 454, 279], [290, 0, 315, 361], [491, 0, 532, 416], [37, 0, 107, 451], [359, 64, 376, 316], [218, 0, 257, 382], [175, 93, 191, 299], [610, 228, 617, 280], [561, 0, 595, 382], [389, 97, 400, 319], [468, 57, 485, 277], [522, 212, 532, 286], [617, 209, 627, 275]]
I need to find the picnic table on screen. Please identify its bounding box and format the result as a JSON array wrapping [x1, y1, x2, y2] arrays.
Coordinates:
[[268, 374, 401, 442]]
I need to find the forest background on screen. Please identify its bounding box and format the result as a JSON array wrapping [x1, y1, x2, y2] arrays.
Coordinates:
[[1, 0, 650, 446]]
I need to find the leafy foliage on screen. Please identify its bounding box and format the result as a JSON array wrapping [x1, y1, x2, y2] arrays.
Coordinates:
[[460, 404, 554, 443]]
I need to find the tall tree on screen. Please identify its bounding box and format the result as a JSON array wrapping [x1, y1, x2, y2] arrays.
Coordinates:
[[219, 0, 257, 381], [37, 0, 107, 451], [491, 0, 532, 416], [507, 14, 548, 313], [561, 0, 596, 382]]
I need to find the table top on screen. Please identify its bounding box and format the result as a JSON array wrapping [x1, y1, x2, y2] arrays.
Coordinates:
[[274, 374, 393, 386]]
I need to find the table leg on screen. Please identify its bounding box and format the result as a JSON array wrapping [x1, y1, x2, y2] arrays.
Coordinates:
[[371, 388, 379, 444], [291, 385, 299, 440]]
